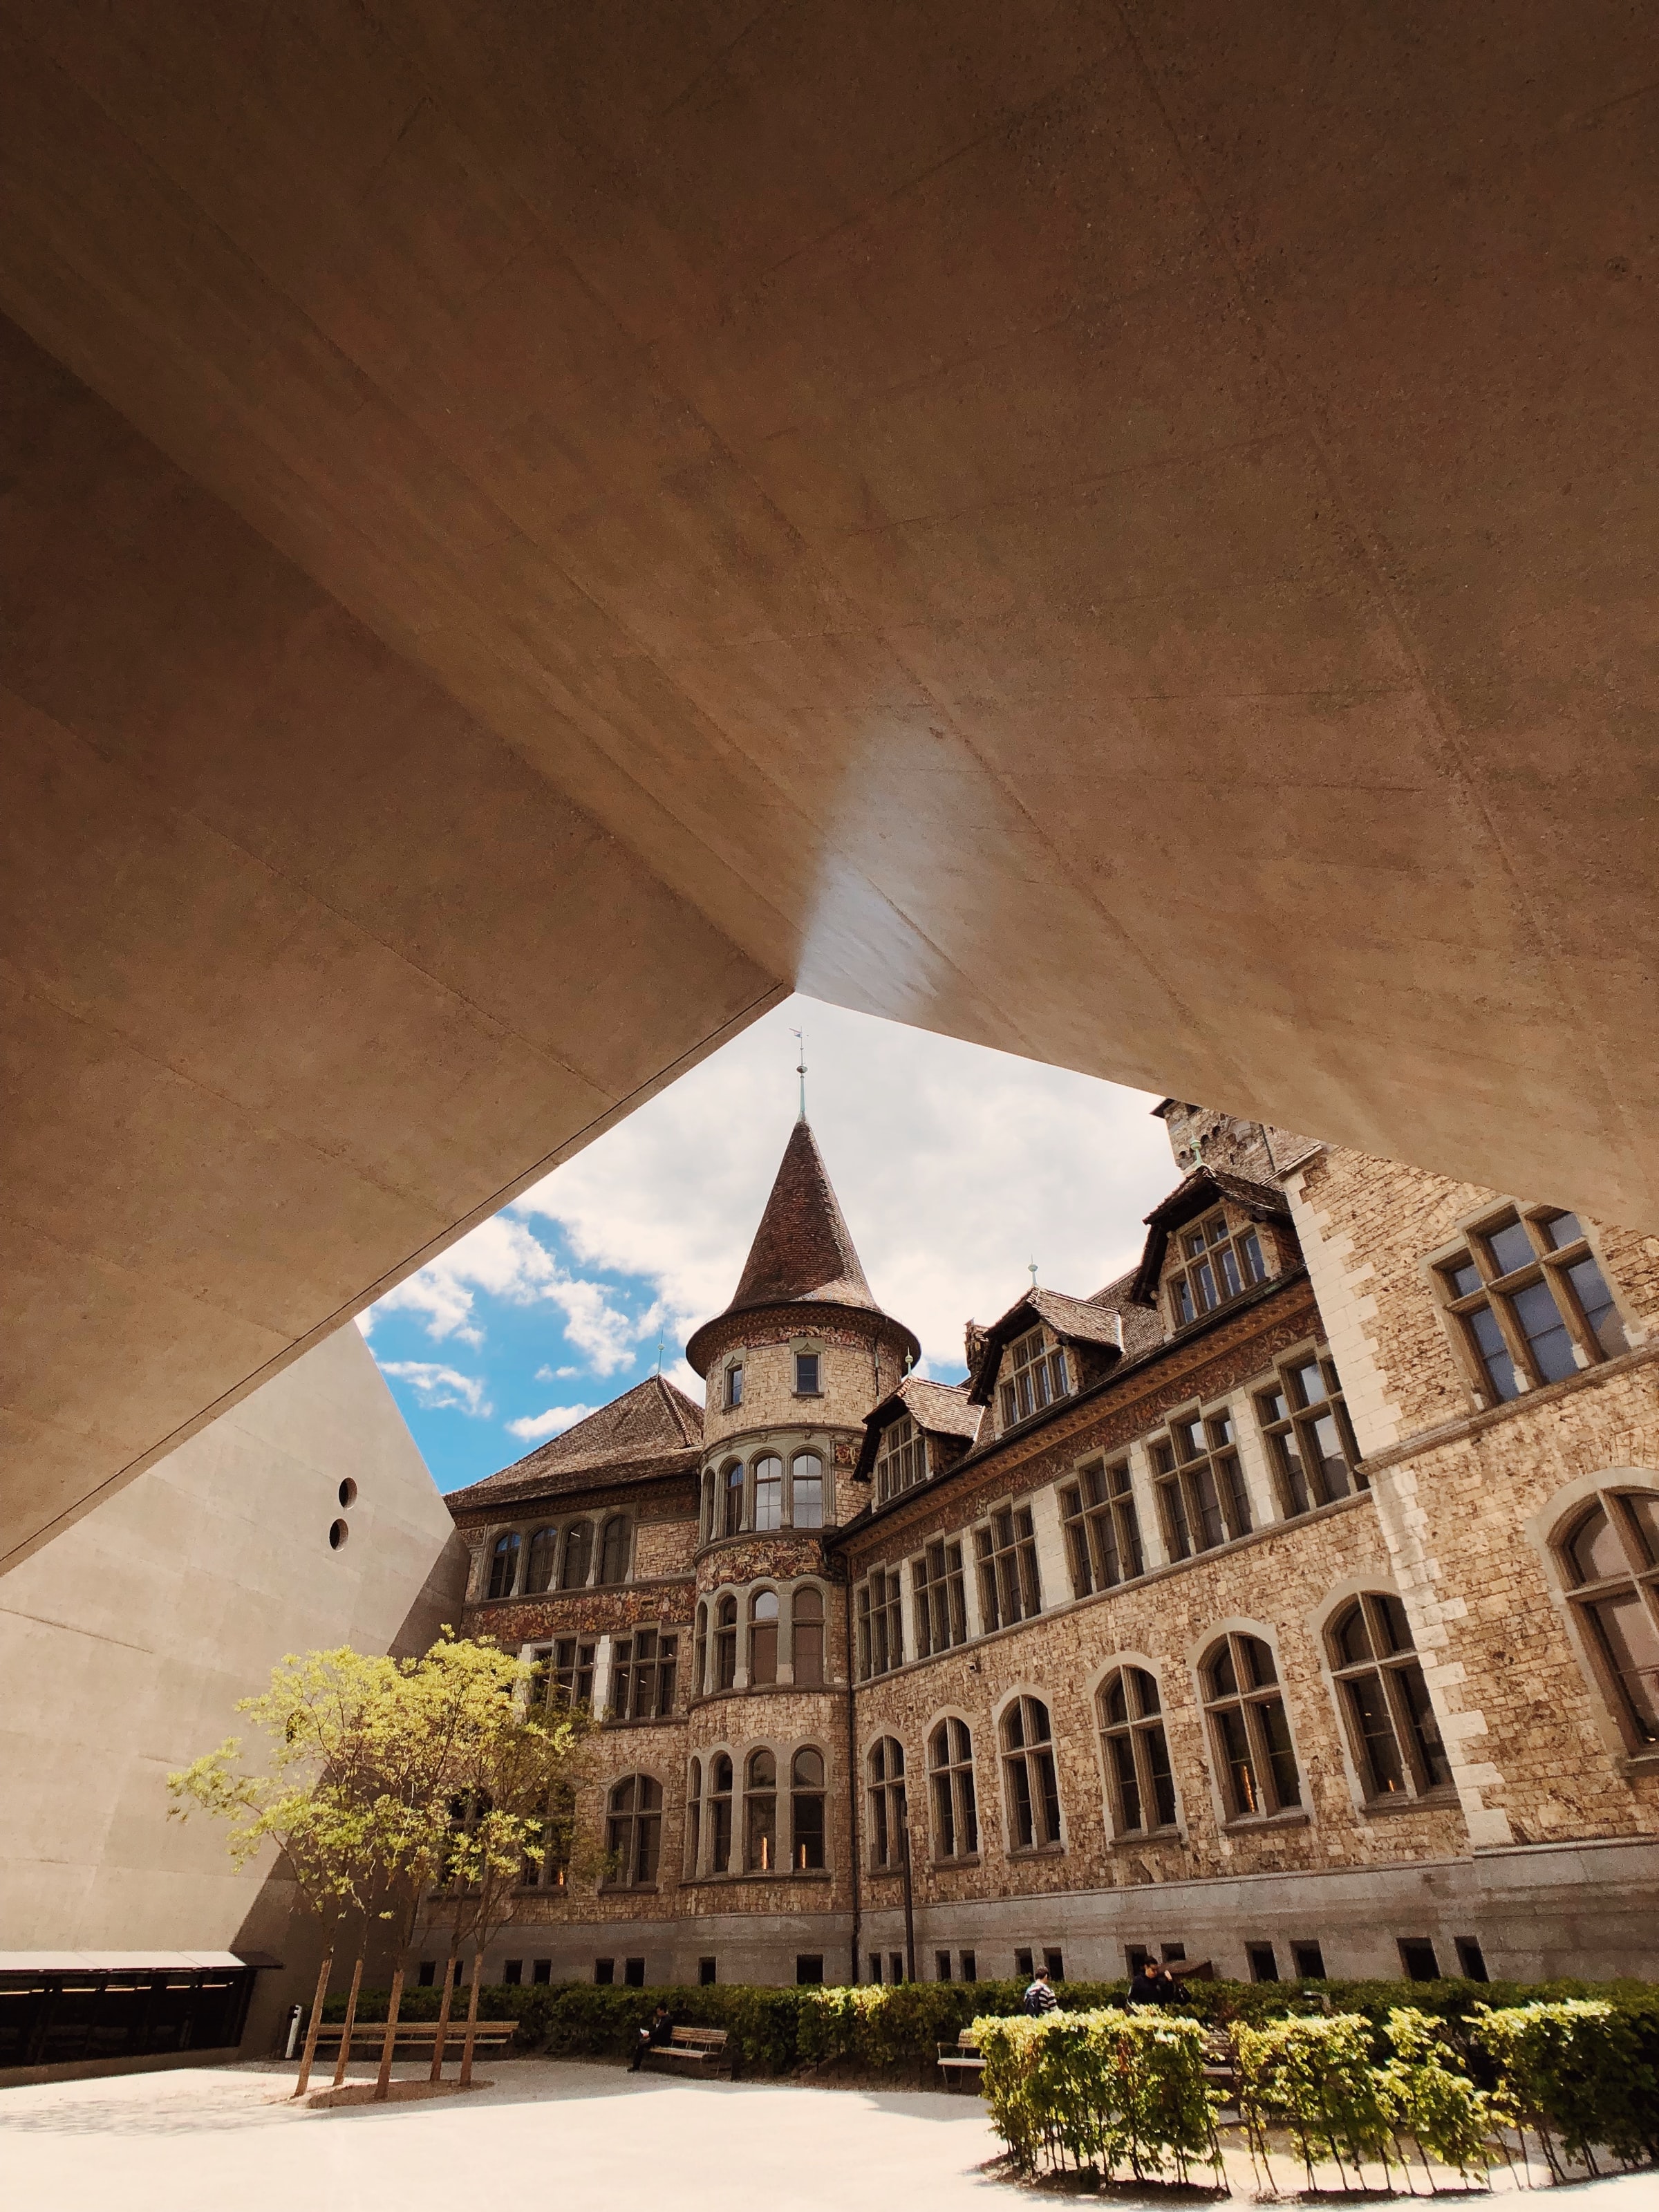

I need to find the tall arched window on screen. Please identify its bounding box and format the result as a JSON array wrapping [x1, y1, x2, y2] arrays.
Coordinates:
[[693, 1602, 709, 1698], [715, 1595, 738, 1690], [928, 1718, 979, 1862], [792, 1586, 825, 1687], [868, 1737, 907, 1871], [686, 1757, 702, 1877], [1327, 1594, 1451, 1801], [598, 1515, 630, 1586], [1098, 1667, 1177, 1836], [1203, 1633, 1302, 1820], [791, 1452, 825, 1528], [606, 1775, 662, 1887], [791, 1748, 826, 1870], [487, 1532, 520, 1600], [722, 1459, 744, 1537], [753, 1454, 784, 1530], [750, 1589, 779, 1685], [525, 1526, 558, 1595], [1001, 1696, 1062, 1850], [559, 1520, 592, 1589], [745, 1749, 777, 1872], [1557, 1488, 1659, 1749], [701, 1470, 716, 1543], [709, 1753, 733, 1873]]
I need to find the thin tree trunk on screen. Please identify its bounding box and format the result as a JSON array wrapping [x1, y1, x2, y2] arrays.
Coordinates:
[[292, 1947, 335, 2099], [373, 1963, 406, 2101], [458, 1951, 485, 2087], [429, 1952, 459, 2081], [330, 1954, 364, 2088]]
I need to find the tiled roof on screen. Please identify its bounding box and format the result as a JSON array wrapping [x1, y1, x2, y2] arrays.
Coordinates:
[[445, 1375, 703, 1515], [854, 1375, 984, 1479], [686, 1120, 917, 1371], [1085, 1268, 1165, 1360], [964, 1284, 1127, 1404], [1130, 1165, 1293, 1304]]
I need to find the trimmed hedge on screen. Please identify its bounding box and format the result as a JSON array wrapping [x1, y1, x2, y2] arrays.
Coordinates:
[[976, 2009, 1221, 2182]]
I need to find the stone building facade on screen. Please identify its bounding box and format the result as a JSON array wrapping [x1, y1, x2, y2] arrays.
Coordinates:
[[443, 1107, 1659, 1990]]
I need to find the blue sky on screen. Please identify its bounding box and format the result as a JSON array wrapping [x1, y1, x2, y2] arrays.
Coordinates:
[[359, 997, 1182, 1493]]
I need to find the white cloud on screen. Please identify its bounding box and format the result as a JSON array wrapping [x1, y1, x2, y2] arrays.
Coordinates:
[[506, 1403, 598, 1442], [536, 1365, 582, 1382], [376, 1360, 493, 1418], [364, 1212, 637, 1373], [513, 997, 1178, 1373]]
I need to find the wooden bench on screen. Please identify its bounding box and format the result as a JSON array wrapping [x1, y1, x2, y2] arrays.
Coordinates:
[[643, 2024, 731, 2075], [310, 2019, 518, 2055], [937, 2031, 984, 2091]]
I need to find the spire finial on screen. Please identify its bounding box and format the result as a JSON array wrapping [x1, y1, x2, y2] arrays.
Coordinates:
[[655, 1329, 664, 1376], [791, 1026, 807, 1121], [1028, 1258, 1039, 1289]]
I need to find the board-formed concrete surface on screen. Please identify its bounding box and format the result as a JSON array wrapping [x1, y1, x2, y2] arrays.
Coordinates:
[[4, 6, 1659, 1573], [1, 2059, 1654, 2212]]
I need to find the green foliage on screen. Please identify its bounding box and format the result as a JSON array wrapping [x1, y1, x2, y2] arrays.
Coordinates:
[[975, 2009, 1221, 2181], [1375, 2007, 1501, 2179], [1472, 1997, 1659, 2173], [1235, 2012, 1395, 2182]]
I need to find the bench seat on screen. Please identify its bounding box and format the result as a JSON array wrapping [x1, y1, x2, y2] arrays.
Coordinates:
[[643, 2025, 730, 2076]]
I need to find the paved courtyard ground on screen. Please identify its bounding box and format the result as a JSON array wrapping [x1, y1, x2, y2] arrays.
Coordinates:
[[1, 2057, 1654, 2212]]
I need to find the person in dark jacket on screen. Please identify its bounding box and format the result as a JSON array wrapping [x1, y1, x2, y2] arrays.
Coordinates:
[[1128, 1955, 1179, 2007], [631, 2005, 673, 2070], [1022, 1969, 1060, 2016]]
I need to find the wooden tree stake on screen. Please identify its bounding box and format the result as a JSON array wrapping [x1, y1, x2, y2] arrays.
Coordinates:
[[330, 1953, 364, 2088], [292, 1947, 334, 2099]]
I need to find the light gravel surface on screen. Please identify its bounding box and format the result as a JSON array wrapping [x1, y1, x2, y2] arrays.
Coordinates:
[[1, 2058, 1653, 2212]]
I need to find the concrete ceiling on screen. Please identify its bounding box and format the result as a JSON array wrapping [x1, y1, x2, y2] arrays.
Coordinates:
[[2, 3, 1656, 1570]]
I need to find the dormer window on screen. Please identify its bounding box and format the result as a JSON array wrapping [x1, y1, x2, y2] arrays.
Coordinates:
[[998, 1329, 1069, 1429], [726, 1362, 744, 1409], [794, 1350, 821, 1396], [874, 1414, 926, 1505], [1167, 1211, 1268, 1326]]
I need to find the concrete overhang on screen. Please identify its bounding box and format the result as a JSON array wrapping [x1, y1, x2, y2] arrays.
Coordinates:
[[1, 5, 1656, 1571]]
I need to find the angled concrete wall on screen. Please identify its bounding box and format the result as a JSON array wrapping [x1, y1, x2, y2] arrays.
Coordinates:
[[0, 1325, 466, 2052]]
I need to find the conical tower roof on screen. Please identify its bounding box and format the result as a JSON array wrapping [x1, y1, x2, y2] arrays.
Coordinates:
[[686, 1120, 917, 1373]]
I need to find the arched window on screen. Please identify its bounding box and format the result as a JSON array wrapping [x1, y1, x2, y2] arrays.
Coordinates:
[[715, 1595, 738, 1690], [606, 1775, 662, 1887], [598, 1515, 630, 1586], [1557, 1488, 1659, 1749], [1203, 1633, 1302, 1820], [791, 1747, 826, 1869], [686, 1757, 702, 1877], [791, 1452, 825, 1529], [525, 1526, 559, 1595], [559, 1520, 592, 1589], [722, 1459, 744, 1537], [928, 1718, 979, 1862], [750, 1589, 779, 1685], [1001, 1696, 1062, 1850], [693, 1602, 709, 1698], [701, 1470, 716, 1543], [792, 1586, 825, 1687], [745, 1749, 777, 1872], [753, 1454, 784, 1530], [487, 1532, 520, 1600], [1098, 1668, 1177, 1835], [709, 1752, 733, 1873], [1327, 1594, 1451, 1801], [868, 1737, 907, 1871]]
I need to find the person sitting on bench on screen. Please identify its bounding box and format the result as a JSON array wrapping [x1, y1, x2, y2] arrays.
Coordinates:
[[631, 2005, 673, 2071]]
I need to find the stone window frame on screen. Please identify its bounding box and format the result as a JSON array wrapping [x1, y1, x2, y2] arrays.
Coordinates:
[[993, 1686, 1067, 1857], [1060, 1456, 1146, 1598], [1530, 1469, 1659, 1763], [1309, 1581, 1457, 1814], [687, 1735, 833, 1880], [1252, 1343, 1365, 1522], [856, 1564, 905, 1680], [874, 1410, 930, 1505], [1425, 1203, 1634, 1413], [692, 1575, 834, 1697], [474, 1510, 635, 1601], [997, 1325, 1071, 1434], [924, 1707, 982, 1867], [1188, 1618, 1311, 1835], [911, 1534, 969, 1657], [1163, 1204, 1273, 1331], [608, 1622, 682, 1724], [525, 1633, 598, 1716], [973, 1497, 1044, 1633], [1147, 1400, 1253, 1562], [865, 1731, 910, 1873], [701, 1440, 834, 1543], [601, 1768, 667, 1891], [791, 1335, 825, 1398], [724, 1358, 744, 1410], [1087, 1653, 1184, 1844]]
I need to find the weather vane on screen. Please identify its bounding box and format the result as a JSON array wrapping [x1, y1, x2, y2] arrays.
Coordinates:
[[655, 1329, 664, 1376], [791, 1026, 807, 1121], [1029, 1259, 1039, 1289]]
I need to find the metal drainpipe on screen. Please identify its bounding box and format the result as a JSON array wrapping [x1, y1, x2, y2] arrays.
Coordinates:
[[844, 1573, 861, 1989]]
